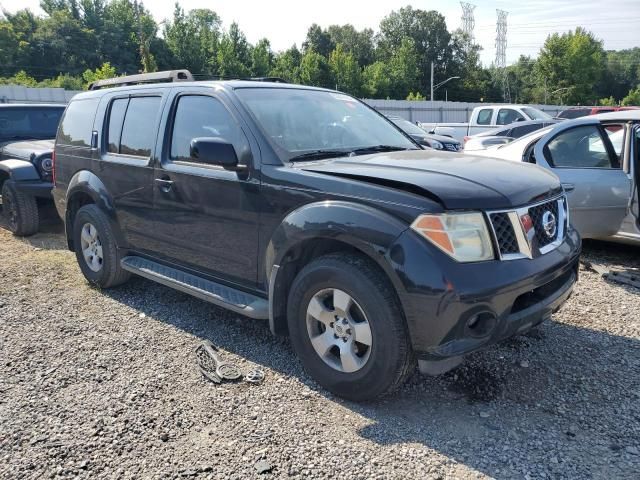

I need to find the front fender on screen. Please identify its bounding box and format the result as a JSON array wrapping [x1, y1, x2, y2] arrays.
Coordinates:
[[64, 170, 126, 248], [0, 159, 40, 182], [266, 200, 410, 277]]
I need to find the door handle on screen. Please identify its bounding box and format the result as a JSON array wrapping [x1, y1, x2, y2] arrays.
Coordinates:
[[155, 178, 174, 193], [562, 183, 575, 193]]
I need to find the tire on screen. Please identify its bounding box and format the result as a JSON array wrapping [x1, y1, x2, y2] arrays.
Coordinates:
[[72, 204, 130, 288], [287, 253, 415, 401], [1, 180, 39, 236]]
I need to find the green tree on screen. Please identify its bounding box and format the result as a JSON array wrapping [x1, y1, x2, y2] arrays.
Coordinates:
[[164, 5, 221, 75], [251, 38, 273, 77], [270, 45, 302, 83], [378, 7, 453, 94], [622, 86, 640, 106], [535, 27, 606, 105], [0, 70, 38, 86], [328, 44, 362, 95], [82, 62, 117, 87], [326, 24, 375, 66], [217, 22, 251, 78], [598, 96, 617, 106], [302, 24, 334, 56], [362, 61, 392, 98], [299, 50, 331, 88], [387, 38, 420, 99]]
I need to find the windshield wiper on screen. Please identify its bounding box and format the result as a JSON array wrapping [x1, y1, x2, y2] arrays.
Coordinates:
[[349, 145, 415, 155], [288, 149, 350, 162]]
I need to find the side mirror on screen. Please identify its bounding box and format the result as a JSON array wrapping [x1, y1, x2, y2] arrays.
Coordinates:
[[189, 137, 241, 169]]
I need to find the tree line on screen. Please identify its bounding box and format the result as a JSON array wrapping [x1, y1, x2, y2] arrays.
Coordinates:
[[1, 1, 639, 105]]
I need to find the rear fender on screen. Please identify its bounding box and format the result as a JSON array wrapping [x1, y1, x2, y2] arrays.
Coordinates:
[[64, 170, 126, 249]]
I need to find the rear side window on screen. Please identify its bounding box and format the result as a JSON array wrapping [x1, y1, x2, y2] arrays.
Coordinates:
[[510, 124, 540, 138], [476, 109, 492, 125], [118, 97, 160, 157], [58, 99, 99, 147], [496, 108, 525, 126], [170, 95, 241, 163], [106, 98, 128, 153], [559, 108, 588, 119]]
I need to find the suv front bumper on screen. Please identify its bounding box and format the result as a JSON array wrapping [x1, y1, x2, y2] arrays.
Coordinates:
[[387, 226, 581, 360]]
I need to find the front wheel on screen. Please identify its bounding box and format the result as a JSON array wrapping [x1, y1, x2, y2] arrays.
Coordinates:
[[287, 253, 415, 401]]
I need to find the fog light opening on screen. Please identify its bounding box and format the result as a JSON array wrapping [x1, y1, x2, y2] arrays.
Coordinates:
[[466, 311, 497, 338]]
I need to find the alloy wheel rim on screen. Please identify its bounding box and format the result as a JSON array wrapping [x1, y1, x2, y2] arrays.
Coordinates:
[[80, 222, 104, 272], [305, 288, 372, 373]]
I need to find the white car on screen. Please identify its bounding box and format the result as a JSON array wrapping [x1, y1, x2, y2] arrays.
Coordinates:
[[469, 111, 640, 244]]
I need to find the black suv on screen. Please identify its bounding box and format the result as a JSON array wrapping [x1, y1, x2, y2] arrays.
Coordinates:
[[52, 71, 580, 400], [0, 103, 65, 235]]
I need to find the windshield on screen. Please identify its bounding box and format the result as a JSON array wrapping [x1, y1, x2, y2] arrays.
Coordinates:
[[521, 107, 552, 121], [0, 106, 64, 142], [390, 117, 427, 136], [236, 88, 416, 159]]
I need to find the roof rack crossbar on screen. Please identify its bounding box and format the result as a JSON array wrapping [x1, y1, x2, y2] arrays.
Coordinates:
[[88, 69, 194, 90]]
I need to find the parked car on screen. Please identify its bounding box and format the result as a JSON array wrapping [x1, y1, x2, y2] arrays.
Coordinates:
[[556, 106, 639, 120], [53, 70, 580, 401], [464, 119, 560, 152], [469, 111, 640, 244], [387, 115, 462, 151], [419, 105, 553, 142], [0, 103, 66, 235]]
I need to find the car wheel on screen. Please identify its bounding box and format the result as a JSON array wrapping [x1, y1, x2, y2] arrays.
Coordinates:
[[287, 253, 415, 401], [1, 180, 39, 236], [73, 204, 130, 288]]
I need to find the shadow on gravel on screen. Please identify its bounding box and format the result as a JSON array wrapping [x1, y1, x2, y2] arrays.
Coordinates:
[[100, 270, 640, 479], [17, 219, 638, 479], [0, 209, 66, 250]]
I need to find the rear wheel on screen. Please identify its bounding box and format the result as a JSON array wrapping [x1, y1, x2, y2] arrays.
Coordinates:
[[1, 180, 39, 236], [73, 204, 130, 288], [287, 253, 415, 401]]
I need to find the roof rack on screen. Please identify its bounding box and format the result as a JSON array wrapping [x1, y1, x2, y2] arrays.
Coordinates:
[[88, 70, 194, 90]]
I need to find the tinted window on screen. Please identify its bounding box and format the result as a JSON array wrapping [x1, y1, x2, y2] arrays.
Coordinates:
[[496, 108, 525, 126], [521, 107, 552, 120], [58, 99, 99, 147], [119, 97, 160, 157], [0, 106, 64, 142], [476, 109, 492, 125], [106, 98, 128, 154], [510, 123, 540, 138], [546, 125, 618, 169], [558, 108, 589, 119], [170, 96, 240, 162]]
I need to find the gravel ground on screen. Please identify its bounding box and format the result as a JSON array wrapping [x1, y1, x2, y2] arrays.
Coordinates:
[[1, 220, 639, 480]]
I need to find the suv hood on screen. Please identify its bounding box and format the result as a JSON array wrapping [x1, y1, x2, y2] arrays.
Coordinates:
[[0, 139, 55, 160], [299, 150, 561, 210]]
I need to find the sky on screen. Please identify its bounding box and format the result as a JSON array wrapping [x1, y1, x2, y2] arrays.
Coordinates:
[[3, 0, 640, 65]]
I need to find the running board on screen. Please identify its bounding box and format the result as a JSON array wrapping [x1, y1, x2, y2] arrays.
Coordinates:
[[120, 256, 268, 319]]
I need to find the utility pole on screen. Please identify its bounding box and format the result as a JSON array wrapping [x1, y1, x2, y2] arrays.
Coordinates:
[[460, 2, 476, 43], [495, 9, 510, 103], [430, 61, 434, 102]]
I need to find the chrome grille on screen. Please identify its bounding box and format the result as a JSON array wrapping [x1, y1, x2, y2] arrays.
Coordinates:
[[529, 200, 560, 247], [489, 212, 519, 255], [487, 195, 567, 261]]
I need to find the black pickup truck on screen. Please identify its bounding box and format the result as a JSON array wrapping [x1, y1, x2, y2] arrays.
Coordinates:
[[0, 103, 65, 235], [52, 71, 580, 400]]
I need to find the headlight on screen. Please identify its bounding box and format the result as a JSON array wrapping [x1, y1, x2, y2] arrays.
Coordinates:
[[427, 139, 444, 150], [411, 212, 494, 262]]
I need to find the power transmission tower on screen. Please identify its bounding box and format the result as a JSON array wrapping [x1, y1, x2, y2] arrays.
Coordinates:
[[460, 2, 476, 41], [495, 9, 510, 102]]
